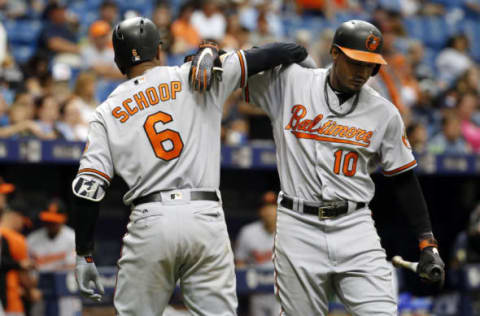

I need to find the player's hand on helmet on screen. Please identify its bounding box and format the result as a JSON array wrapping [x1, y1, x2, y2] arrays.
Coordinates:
[[417, 237, 445, 289], [75, 255, 105, 302], [188, 40, 224, 92]]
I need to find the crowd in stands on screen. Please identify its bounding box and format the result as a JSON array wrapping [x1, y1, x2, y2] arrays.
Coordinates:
[[0, 0, 479, 155]]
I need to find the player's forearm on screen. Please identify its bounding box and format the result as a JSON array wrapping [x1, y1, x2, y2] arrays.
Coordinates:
[[244, 42, 308, 77], [391, 170, 433, 239], [72, 194, 100, 255]]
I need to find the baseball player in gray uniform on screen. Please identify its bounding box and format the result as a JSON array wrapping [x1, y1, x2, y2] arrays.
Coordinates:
[[70, 17, 308, 316], [234, 20, 445, 315]]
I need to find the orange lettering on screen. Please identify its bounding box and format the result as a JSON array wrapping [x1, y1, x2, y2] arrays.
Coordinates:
[[309, 114, 324, 132], [146, 87, 159, 105], [298, 119, 312, 131], [324, 121, 337, 135], [171, 81, 181, 99], [159, 83, 170, 101], [355, 129, 366, 141], [122, 98, 138, 116], [346, 127, 357, 138], [318, 120, 333, 134], [330, 125, 348, 137], [363, 131, 373, 145], [285, 104, 306, 130], [112, 106, 129, 123], [134, 91, 149, 110]]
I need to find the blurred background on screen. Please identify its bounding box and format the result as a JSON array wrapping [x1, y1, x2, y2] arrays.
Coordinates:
[[0, 0, 480, 315]]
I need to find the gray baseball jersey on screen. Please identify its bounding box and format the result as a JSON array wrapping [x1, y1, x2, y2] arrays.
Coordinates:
[[73, 51, 248, 316], [243, 65, 413, 315], [76, 51, 247, 205], [244, 65, 415, 203]]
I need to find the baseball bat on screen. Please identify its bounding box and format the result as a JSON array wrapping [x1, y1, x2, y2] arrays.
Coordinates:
[[392, 255, 443, 283]]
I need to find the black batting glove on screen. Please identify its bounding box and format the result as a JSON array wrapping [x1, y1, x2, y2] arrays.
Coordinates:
[[417, 237, 445, 289], [188, 40, 223, 92]]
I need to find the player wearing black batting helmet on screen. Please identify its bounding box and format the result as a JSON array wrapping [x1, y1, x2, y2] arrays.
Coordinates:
[[112, 17, 162, 75], [331, 20, 387, 76]]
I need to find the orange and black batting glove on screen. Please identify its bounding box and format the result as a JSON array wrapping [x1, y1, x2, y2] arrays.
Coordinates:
[[417, 233, 445, 289], [188, 40, 223, 92]]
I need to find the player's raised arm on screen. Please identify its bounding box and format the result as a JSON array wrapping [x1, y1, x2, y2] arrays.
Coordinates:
[[188, 41, 309, 93]]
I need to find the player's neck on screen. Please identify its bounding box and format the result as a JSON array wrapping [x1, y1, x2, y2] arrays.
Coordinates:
[[127, 62, 158, 79]]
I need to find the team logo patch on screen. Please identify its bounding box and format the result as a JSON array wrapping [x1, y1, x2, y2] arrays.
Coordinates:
[[132, 49, 140, 62], [365, 34, 380, 51], [72, 176, 106, 202]]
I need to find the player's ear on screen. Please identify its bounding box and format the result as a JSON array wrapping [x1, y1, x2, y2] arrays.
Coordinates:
[[331, 46, 339, 62]]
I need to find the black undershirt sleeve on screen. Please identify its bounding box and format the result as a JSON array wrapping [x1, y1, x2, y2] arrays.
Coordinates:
[[72, 194, 100, 256], [244, 42, 307, 77], [390, 170, 433, 239]]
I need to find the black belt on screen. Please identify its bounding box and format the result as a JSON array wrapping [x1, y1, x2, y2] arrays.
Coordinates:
[[280, 196, 365, 219], [132, 191, 219, 207]]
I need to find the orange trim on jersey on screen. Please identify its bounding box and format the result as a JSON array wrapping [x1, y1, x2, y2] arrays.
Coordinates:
[[78, 168, 111, 182], [236, 50, 246, 87], [291, 131, 369, 147], [383, 160, 417, 176], [244, 84, 250, 103]]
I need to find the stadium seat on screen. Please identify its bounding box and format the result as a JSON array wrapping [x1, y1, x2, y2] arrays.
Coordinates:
[[4, 20, 43, 45], [9, 43, 37, 64]]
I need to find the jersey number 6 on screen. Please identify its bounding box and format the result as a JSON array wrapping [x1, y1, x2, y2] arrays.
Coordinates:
[[333, 149, 358, 177], [144, 111, 184, 161]]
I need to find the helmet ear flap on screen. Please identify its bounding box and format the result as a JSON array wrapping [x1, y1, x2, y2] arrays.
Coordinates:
[[372, 64, 381, 76]]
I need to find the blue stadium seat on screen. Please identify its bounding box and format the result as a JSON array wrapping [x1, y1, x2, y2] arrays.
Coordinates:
[[10, 44, 37, 64], [422, 16, 449, 49], [4, 20, 43, 45], [462, 20, 480, 62]]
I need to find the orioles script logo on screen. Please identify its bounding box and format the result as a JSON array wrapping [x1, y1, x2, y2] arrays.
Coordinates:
[[285, 104, 374, 147]]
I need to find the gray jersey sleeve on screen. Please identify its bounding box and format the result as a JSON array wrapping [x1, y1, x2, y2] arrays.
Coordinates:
[[380, 111, 417, 176], [243, 65, 288, 120], [209, 50, 248, 110], [76, 110, 114, 185]]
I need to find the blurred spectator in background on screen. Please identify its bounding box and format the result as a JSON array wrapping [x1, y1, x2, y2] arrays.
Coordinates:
[[34, 95, 60, 140], [57, 99, 88, 141], [170, 2, 200, 54], [249, 12, 277, 47], [0, 96, 8, 127], [0, 202, 41, 316], [451, 203, 480, 315], [235, 191, 280, 316], [221, 14, 250, 50], [191, 0, 226, 41], [152, 4, 174, 54], [407, 40, 434, 81], [0, 22, 6, 66], [72, 72, 98, 124], [436, 34, 473, 90], [27, 199, 79, 316], [457, 92, 480, 153], [406, 122, 428, 154], [37, 3, 81, 68], [81, 20, 122, 80], [428, 112, 471, 154], [99, 0, 119, 27], [0, 102, 42, 139], [0, 179, 14, 215]]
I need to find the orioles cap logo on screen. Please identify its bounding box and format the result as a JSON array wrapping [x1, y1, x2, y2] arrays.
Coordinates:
[[132, 49, 140, 62], [365, 34, 380, 51]]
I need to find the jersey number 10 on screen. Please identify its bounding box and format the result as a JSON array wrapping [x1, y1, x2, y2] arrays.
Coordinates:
[[144, 111, 184, 161], [333, 150, 359, 177]]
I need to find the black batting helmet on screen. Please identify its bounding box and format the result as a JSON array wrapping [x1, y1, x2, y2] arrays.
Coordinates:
[[112, 17, 162, 75], [332, 20, 387, 76]]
